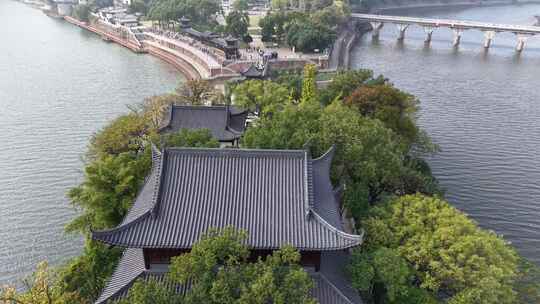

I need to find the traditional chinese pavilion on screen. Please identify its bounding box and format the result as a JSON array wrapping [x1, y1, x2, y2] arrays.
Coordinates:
[[159, 105, 248, 147], [92, 146, 364, 304]]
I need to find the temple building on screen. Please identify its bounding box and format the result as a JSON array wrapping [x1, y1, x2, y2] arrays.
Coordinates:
[[92, 146, 364, 304], [178, 17, 240, 60], [158, 105, 248, 147], [241, 64, 265, 79]]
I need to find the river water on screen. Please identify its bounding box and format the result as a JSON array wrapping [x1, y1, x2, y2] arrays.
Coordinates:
[[0, 0, 181, 285], [351, 4, 540, 264]]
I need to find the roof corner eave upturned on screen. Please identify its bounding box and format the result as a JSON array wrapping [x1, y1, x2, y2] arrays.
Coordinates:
[[94, 248, 146, 304], [157, 105, 174, 133], [311, 211, 364, 250], [312, 145, 336, 165], [91, 211, 153, 247], [150, 148, 167, 217]]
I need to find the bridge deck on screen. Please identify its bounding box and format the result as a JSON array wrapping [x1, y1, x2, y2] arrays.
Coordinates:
[[352, 13, 540, 35]]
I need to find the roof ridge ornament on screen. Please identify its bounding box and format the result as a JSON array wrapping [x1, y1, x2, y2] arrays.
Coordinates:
[[312, 145, 336, 162], [150, 147, 167, 218], [302, 139, 313, 159], [157, 105, 174, 132], [304, 149, 315, 219], [150, 143, 162, 160]]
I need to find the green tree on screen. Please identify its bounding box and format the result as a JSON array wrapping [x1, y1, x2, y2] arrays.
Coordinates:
[[66, 149, 152, 233], [148, 0, 221, 29], [259, 12, 290, 42], [286, 19, 336, 52], [274, 71, 303, 101], [225, 10, 249, 39], [57, 241, 123, 302], [316, 101, 403, 199], [300, 64, 317, 105], [241, 64, 324, 149], [175, 79, 216, 105], [514, 258, 540, 303], [241, 100, 319, 150], [271, 0, 289, 10], [354, 194, 519, 304], [1, 261, 84, 304], [89, 113, 150, 158], [140, 94, 181, 129], [162, 128, 220, 148], [350, 247, 413, 302], [232, 0, 248, 11], [345, 84, 420, 151], [259, 16, 275, 42], [319, 69, 384, 105], [232, 80, 291, 116], [168, 228, 316, 304], [311, 3, 349, 24]]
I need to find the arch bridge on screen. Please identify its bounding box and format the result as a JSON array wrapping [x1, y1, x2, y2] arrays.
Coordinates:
[[351, 13, 540, 52]]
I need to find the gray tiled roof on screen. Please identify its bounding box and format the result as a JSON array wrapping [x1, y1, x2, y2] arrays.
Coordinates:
[[320, 251, 365, 304], [96, 248, 362, 304], [94, 248, 146, 304], [312, 148, 343, 229], [159, 105, 248, 142], [311, 272, 360, 304], [119, 145, 163, 225], [92, 147, 363, 251], [241, 65, 263, 78]]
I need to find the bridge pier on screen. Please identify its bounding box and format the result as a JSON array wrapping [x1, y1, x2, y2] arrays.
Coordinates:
[[370, 22, 384, 39], [452, 28, 464, 47], [353, 14, 540, 53], [396, 24, 409, 41], [423, 26, 436, 44], [515, 34, 531, 52], [483, 31, 496, 49]]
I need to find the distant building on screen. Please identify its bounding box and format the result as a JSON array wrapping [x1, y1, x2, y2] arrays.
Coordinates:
[[179, 17, 240, 60], [98, 7, 140, 27], [114, 0, 132, 7], [158, 105, 248, 147], [92, 146, 364, 304], [241, 64, 264, 79], [52, 0, 77, 16]]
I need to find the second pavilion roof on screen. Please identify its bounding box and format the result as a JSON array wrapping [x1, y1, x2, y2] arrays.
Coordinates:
[[92, 147, 363, 250]]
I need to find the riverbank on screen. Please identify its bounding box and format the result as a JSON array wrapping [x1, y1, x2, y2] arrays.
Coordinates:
[[64, 16, 145, 53]]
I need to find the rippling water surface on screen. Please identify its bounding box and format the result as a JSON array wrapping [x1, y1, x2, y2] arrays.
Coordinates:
[[351, 4, 540, 264], [0, 0, 181, 285]]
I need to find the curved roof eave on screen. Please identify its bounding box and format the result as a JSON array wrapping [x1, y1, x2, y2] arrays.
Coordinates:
[[311, 210, 364, 249], [91, 211, 153, 246]]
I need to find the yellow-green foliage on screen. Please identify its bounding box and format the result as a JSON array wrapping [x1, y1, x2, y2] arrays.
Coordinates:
[[300, 64, 317, 105], [362, 194, 519, 304], [232, 80, 291, 116], [89, 113, 150, 158], [1, 262, 85, 304]]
